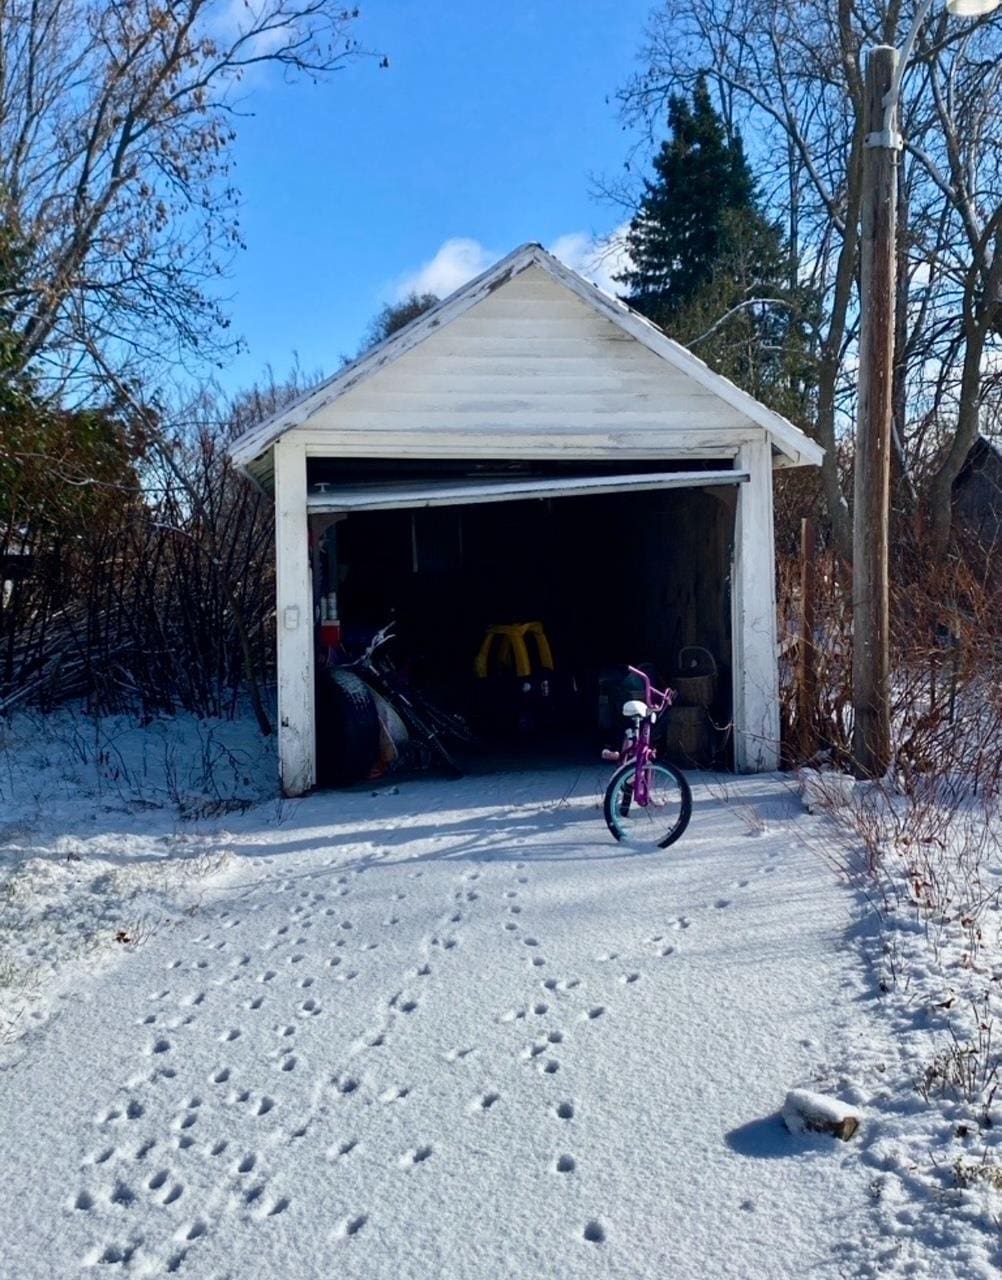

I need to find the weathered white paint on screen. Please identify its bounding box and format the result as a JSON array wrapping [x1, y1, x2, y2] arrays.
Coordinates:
[[731, 439, 781, 772], [306, 468, 749, 514], [229, 245, 823, 479], [292, 426, 754, 461], [274, 438, 315, 796], [236, 244, 820, 788]]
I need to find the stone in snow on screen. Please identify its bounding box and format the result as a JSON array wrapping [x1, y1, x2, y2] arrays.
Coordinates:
[[782, 1089, 861, 1141]]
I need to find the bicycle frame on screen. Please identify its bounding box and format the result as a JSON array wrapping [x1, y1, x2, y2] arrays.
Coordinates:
[[619, 666, 675, 807]]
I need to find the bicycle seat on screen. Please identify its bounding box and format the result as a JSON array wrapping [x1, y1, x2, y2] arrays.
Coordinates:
[[622, 699, 648, 719]]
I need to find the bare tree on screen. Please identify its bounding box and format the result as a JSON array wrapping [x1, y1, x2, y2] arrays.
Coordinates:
[[620, 0, 1002, 555], [0, 0, 367, 402]]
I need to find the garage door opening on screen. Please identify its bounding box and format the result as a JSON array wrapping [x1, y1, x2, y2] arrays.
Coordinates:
[[308, 459, 741, 784]]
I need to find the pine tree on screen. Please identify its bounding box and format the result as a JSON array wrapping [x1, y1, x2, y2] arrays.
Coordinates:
[[620, 77, 768, 321], [618, 78, 817, 419]]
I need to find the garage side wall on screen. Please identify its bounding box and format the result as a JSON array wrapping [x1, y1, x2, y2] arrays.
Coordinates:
[[732, 439, 780, 771], [274, 439, 316, 796]]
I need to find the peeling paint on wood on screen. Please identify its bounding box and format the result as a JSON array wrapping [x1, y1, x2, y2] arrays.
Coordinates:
[[227, 244, 824, 476]]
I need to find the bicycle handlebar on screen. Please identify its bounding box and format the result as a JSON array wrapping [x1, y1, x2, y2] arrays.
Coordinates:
[[627, 665, 674, 713]]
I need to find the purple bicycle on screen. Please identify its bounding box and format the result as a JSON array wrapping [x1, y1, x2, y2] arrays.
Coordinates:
[[601, 666, 692, 850]]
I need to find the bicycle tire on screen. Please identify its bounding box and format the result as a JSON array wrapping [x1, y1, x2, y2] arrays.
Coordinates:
[[395, 694, 464, 779], [603, 760, 692, 849], [358, 673, 464, 780], [315, 667, 380, 785]]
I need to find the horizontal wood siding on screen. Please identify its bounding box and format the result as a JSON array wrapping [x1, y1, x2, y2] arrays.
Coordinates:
[[286, 267, 758, 460]]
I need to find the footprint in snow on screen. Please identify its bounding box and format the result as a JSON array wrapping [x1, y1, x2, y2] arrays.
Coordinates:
[[335, 1214, 368, 1240]]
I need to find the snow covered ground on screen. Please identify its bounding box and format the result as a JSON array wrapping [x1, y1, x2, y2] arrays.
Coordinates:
[[0, 709, 277, 1047], [2, 714, 1001, 1278]]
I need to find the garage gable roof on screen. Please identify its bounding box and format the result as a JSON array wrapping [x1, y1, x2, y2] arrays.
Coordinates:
[[229, 242, 824, 473]]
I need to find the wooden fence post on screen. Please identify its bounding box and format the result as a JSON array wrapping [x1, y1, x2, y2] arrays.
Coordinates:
[[798, 517, 818, 760]]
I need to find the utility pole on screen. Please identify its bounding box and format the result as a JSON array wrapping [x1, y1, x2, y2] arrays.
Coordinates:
[[852, 45, 898, 779]]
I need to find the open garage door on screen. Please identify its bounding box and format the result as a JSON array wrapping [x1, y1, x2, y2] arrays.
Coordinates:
[[306, 467, 748, 514], [310, 460, 744, 781]]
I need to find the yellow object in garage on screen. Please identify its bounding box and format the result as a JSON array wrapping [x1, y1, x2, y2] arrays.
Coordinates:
[[475, 622, 555, 680]]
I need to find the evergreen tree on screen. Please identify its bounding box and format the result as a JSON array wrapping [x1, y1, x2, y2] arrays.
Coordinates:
[[618, 78, 817, 419], [619, 77, 770, 321]]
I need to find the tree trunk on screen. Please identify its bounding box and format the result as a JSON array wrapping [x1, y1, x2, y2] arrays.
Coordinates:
[[925, 235, 1000, 553]]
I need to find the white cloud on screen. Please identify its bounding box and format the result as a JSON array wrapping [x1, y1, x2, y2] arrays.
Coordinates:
[[392, 238, 498, 301], [392, 226, 633, 304], [549, 225, 632, 296]]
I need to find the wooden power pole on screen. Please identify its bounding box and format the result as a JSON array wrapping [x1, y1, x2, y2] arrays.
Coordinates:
[[852, 45, 899, 779]]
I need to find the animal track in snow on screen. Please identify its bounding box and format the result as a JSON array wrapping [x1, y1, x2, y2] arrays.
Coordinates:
[[621, 972, 641, 984], [335, 1213, 368, 1240], [400, 1145, 433, 1166], [473, 1091, 501, 1112], [555, 1154, 576, 1173], [555, 1101, 575, 1120], [583, 1220, 606, 1244], [87, 1242, 140, 1267]]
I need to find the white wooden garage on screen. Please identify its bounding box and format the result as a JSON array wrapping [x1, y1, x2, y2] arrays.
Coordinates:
[[229, 243, 823, 796]]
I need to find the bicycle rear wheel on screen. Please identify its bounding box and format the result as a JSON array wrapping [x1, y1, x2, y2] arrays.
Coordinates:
[[603, 761, 692, 850]]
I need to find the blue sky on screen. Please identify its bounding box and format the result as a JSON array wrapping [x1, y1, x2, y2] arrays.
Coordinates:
[[220, 0, 656, 391]]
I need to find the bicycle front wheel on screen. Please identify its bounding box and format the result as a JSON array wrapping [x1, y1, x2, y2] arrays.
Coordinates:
[[603, 761, 692, 851]]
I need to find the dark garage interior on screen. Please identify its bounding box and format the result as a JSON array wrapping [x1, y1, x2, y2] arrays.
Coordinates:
[[309, 459, 738, 783]]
